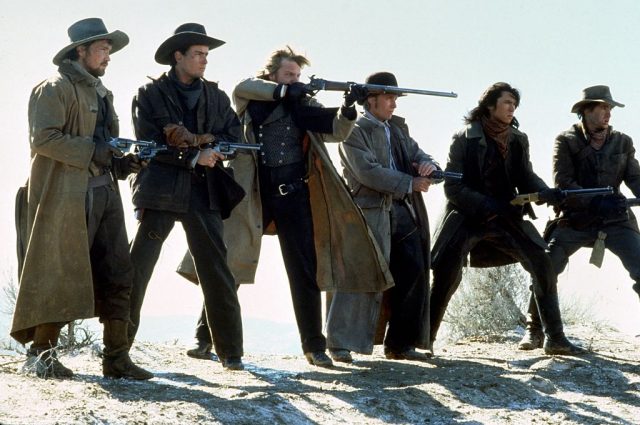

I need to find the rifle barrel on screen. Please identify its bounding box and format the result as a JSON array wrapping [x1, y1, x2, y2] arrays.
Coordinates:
[[307, 77, 458, 98]]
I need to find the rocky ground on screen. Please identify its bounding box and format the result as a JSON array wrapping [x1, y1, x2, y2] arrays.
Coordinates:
[[0, 324, 639, 424]]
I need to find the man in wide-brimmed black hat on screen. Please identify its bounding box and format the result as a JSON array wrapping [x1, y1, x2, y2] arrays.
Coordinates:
[[326, 71, 439, 362], [12, 17, 152, 380], [127, 23, 246, 370], [519, 85, 640, 351]]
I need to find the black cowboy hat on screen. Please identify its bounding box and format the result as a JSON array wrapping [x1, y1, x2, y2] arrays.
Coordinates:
[[53, 18, 129, 65], [154, 23, 225, 65]]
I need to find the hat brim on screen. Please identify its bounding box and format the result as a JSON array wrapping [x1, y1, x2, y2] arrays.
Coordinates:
[[154, 33, 225, 65], [53, 30, 129, 65], [571, 98, 625, 113]]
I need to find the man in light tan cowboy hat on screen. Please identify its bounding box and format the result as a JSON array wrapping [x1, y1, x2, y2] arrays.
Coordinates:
[[12, 17, 152, 380], [519, 85, 640, 351], [127, 23, 246, 370]]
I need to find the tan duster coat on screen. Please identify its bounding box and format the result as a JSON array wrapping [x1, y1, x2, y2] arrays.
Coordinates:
[[177, 78, 393, 293], [11, 61, 118, 344]]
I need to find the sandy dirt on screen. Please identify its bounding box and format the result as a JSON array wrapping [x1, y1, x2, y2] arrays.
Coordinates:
[[1, 324, 639, 424]]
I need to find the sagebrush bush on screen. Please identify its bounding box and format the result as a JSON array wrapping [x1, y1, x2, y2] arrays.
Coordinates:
[[442, 265, 530, 341]]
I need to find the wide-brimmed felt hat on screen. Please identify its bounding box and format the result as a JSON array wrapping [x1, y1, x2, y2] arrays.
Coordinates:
[[155, 23, 225, 65], [571, 85, 624, 113], [53, 18, 129, 65]]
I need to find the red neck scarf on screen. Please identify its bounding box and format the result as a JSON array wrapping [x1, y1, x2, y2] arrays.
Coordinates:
[[482, 116, 511, 158]]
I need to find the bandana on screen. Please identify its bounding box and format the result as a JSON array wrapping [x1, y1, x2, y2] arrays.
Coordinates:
[[481, 116, 511, 158]]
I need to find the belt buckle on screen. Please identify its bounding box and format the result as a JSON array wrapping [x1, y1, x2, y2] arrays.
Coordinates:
[[278, 184, 289, 196]]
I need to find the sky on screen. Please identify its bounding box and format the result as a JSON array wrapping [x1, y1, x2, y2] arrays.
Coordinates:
[[1, 0, 639, 340]]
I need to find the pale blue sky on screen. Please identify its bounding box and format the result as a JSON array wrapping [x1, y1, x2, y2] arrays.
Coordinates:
[[1, 1, 639, 335]]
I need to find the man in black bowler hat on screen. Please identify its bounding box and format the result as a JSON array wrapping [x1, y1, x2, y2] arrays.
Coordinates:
[[327, 71, 437, 362], [128, 23, 245, 370]]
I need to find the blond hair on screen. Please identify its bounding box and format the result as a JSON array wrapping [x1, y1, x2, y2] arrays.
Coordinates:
[[257, 45, 310, 79]]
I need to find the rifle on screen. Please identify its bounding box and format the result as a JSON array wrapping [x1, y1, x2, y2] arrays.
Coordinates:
[[428, 170, 463, 184], [510, 187, 614, 206], [304, 75, 458, 99], [625, 198, 640, 207]]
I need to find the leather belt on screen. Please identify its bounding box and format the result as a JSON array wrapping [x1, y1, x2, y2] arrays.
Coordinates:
[[276, 179, 307, 196], [87, 173, 112, 189]]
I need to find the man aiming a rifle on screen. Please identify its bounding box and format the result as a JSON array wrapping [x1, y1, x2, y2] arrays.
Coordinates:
[[519, 85, 640, 350], [127, 23, 246, 370], [177, 45, 394, 367], [430, 82, 584, 356]]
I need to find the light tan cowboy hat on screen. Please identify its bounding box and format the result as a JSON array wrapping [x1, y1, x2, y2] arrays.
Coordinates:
[[154, 23, 225, 65], [571, 85, 625, 113], [53, 18, 129, 66]]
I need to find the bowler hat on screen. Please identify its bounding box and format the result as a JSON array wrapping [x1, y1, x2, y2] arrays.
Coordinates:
[[53, 18, 129, 66], [361, 71, 406, 104], [154, 23, 225, 65], [571, 85, 624, 113]]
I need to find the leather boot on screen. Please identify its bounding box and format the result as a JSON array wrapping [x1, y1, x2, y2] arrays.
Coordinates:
[[518, 295, 544, 350], [536, 294, 585, 355], [186, 339, 216, 360], [103, 319, 153, 380], [24, 323, 73, 378]]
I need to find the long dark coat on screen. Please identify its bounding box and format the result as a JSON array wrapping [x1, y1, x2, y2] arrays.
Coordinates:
[[431, 121, 548, 269]]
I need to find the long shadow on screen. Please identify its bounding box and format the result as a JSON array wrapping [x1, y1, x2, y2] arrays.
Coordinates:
[[426, 349, 639, 425], [240, 361, 472, 424], [92, 369, 316, 425], [80, 347, 638, 424]]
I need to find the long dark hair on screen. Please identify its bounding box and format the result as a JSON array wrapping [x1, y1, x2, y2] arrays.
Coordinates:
[[465, 82, 521, 127]]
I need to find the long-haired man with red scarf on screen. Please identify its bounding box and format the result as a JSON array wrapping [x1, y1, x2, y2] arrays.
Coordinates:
[[429, 82, 583, 356]]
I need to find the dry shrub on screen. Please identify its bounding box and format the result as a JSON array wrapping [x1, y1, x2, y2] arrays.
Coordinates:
[[443, 265, 530, 341]]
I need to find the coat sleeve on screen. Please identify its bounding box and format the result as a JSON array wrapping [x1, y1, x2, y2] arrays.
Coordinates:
[[340, 126, 413, 195], [443, 133, 493, 217], [132, 86, 198, 169], [232, 77, 278, 116], [621, 135, 640, 197], [28, 80, 94, 169]]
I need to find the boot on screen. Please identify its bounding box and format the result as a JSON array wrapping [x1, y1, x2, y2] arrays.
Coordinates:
[[536, 294, 585, 356], [103, 319, 153, 380], [186, 339, 215, 360], [518, 296, 544, 350], [23, 323, 74, 379]]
